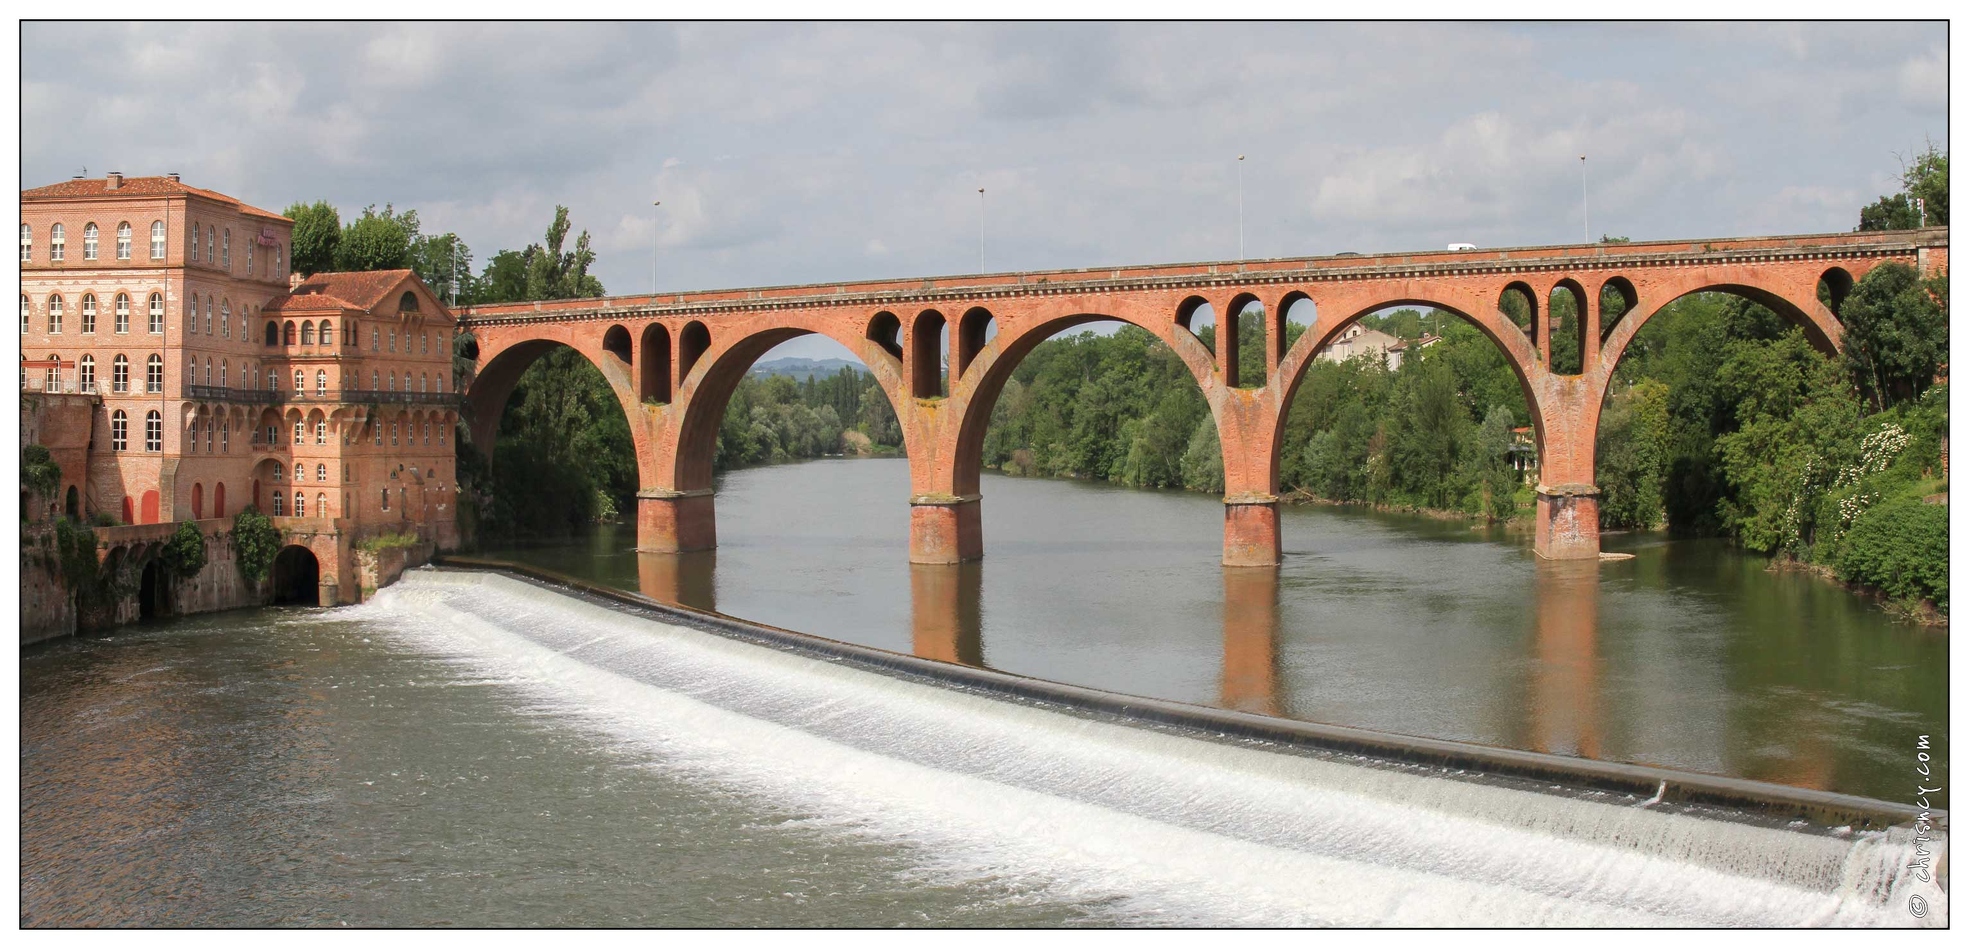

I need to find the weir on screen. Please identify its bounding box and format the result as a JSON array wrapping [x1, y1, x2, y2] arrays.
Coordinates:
[[385, 565, 1946, 926]]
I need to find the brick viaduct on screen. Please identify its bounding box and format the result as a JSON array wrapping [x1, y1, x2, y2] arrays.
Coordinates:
[[459, 227, 1947, 566]]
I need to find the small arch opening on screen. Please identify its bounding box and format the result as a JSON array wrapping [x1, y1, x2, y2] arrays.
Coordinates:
[[1175, 297, 1217, 354], [602, 324, 632, 365], [1227, 294, 1265, 388], [911, 309, 949, 399], [1547, 281, 1587, 375], [955, 306, 997, 381], [1817, 267, 1855, 316], [640, 323, 673, 403], [139, 560, 168, 620], [866, 311, 904, 360], [1499, 282, 1538, 340], [679, 321, 711, 382], [1598, 276, 1638, 343]]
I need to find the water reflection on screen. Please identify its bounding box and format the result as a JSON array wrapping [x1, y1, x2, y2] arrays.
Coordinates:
[[636, 550, 718, 613], [1527, 558, 1602, 759], [909, 563, 985, 666], [1221, 568, 1282, 716]]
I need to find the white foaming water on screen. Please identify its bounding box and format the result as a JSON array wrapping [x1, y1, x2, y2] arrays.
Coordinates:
[[353, 570, 1946, 927]]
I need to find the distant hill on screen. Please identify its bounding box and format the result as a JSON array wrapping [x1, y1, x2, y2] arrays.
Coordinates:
[[749, 356, 865, 380]]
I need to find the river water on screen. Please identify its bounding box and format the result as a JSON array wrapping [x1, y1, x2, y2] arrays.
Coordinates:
[[20, 457, 1948, 926]]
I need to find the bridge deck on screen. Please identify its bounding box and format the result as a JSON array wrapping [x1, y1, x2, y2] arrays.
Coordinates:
[[457, 227, 1945, 324]]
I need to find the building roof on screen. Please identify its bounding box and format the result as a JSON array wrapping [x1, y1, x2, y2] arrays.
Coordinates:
[[267, 270, 419, 313], [20, 175, 290, 222]]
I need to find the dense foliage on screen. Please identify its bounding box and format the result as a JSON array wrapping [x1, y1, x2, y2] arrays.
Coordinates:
[[160, 521, 209, 577], [233, 507, 281, 584], [21, 443, 61, 504]]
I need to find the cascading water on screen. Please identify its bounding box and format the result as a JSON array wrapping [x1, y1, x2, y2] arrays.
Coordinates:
[[356, 569, 1946, 927]]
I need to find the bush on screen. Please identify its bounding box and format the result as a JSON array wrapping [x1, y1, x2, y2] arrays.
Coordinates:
[[233, 507, 281, 583], [160, 521, 208, 577], [22, 444, 61, 502], [1834, 496, 1948, 611]]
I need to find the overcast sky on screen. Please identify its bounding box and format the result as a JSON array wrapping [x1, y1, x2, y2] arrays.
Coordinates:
[[22, 22, 1948, 360]]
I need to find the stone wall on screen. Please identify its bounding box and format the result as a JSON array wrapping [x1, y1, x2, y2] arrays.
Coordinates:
[[354, 537, 437, 601]]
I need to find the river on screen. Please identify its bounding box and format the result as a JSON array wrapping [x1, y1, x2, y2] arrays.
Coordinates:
[[20, 457, 1947, 926]]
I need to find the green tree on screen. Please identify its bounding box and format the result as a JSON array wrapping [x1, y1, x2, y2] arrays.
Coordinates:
[[1840, 262, 1947, 411], [21, 444, 61, 506], [410, 231, 475, 306], [233, 507, 281, 583], [1859, 143, 1948, 230], [284, 200, 341, 276], [335, 204, 418, 271], [160, 521, 209, 577], [525, 206, 604, 300]]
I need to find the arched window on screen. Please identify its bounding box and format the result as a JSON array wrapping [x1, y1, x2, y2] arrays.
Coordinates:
[[317, 493, 328, 517], [203, 357, 211, 385], [372, 370, 380, 389], [148, 292, 164, 334], [301, 321, 315, 345], [45, 354, 61, 390], [316, 370, 327, 396], [419, 372, 427, 393], [150, 220, 166, 259], [294, 419, 304, 443], [111, 410, 128, 451], [438, 419, 445, 445], [205, 228, 214, 265], [222, 229, 231, 269], [293, 369, 304, 392], [221, 423, 229, 453], [435, 375, 443, 395], [380, 487, 389, 511], [316, 463, 327, 482], [219, 300, 229, 339], [220, 360, 228, 388], [116, 222, 131, 260], [283, 321, 296, 345], [192, 483, 203, 518], [372, 328, 380, 351], [388, 372, 396, 391], [114, 293, 130, 334], [315, 420, 326, 445], [246, 243, 254, 276], [50, 223, 65, 261], [81, 294, 96, 334], [421, 333, 429, 355], [18, 223, 29, 262], [423, 421, 431, 445], [144, 410, 162, 452], [185, 294, 197, 334], [82, 223, 99, 260], [294, 491, 305, 517], [79, 355, 95, 393], [112, 354, 129, 393], [391, 422, 398, 445], [191, 223, 201, 261], [146, 354, 163, 393], [272, 491, 284, 516], [18, 295, 26, 334], [389, 329, 397, 352], [46, 294, 62, 334], [318, 319, 333, 346], [265, 320, 278, 346]]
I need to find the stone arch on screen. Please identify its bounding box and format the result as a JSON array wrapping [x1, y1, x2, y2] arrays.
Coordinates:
[[910, 309, 948, 399], [944, 308, 1220, 500], [1818, 266, 1855, 316], [1175, 295, 1217, 352], [1598, 276, 1844, 383], [271, 545, 321, 605], [1223, 291, 1264, 387], [1273, 294, 1546, 496], [1548, 278, 1590, 374], [1499, 281, 1539, 341], [667, 318, 913, 494], [639, 322, 672, 403], [462, 331, 643, 488]]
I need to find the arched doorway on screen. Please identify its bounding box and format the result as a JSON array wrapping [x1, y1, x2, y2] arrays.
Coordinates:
[[64, 485, 78, 520], [138, 559, 168, 620], [271, 545, 321, 606]]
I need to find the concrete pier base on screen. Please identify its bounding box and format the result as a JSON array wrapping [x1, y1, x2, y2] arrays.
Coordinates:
[[1222, 496, 1281, 567], [638, 490, 716, 553], [1533, 484, 1601, 560], [909, 495, 982, 564]]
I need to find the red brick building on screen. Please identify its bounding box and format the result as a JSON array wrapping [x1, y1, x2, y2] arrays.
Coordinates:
[[20, 174, 459, 605]]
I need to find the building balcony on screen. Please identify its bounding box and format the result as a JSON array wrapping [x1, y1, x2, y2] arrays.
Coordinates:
[[182, 382, 460, 408]]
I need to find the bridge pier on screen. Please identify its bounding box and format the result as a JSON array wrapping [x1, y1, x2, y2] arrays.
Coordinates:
[[637, 490, 717, 553], [1533, 484, 1601, 560], [909, 495, 982, 564], [1222, 496, 1281, 567]]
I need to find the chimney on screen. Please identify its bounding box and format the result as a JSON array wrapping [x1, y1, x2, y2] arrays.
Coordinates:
[[106, 172, 123, 190], [289, 272, 305, 290], [166, 172, 181, 183]]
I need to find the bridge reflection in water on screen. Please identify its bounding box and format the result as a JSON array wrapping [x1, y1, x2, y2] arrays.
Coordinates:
[[627, 547, 1643, 773]]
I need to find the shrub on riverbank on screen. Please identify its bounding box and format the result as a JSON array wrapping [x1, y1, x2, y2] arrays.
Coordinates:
[[1833, 495, 1948, 612]]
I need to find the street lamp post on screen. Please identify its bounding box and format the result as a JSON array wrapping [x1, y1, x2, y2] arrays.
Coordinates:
[[1580, 155, 1590, 244], [978, 187, 986, 273], [652, 200, 662, 297], [1237, 155, 1246, 261]]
